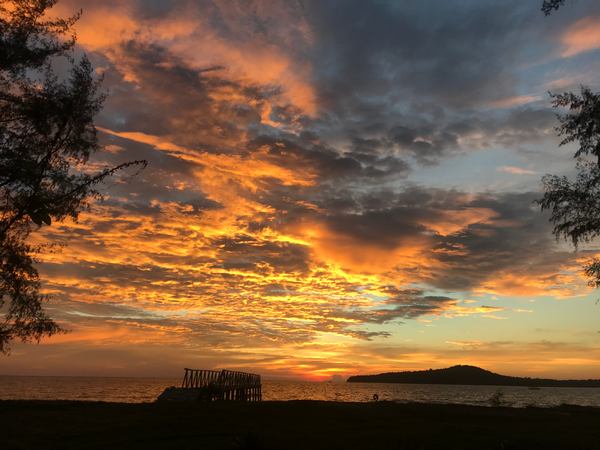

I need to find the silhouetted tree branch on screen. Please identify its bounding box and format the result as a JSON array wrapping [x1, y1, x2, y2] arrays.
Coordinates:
[[538, 88, 600, 286], [0, 0, 146, 352], [541, 0, 566, 15], [538, 1, 600, 290]]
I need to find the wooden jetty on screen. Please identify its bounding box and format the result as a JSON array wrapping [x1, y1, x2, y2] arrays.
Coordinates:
[[157, 368, 262, 402], [182, 368, 262, 401]]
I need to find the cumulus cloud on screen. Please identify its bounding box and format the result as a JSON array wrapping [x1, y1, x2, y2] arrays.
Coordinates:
[[15, 0, 600, 378]]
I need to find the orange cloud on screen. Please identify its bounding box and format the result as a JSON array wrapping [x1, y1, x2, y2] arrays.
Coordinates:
[[487, 94, 541, 109], [423, 207, 498, 236], [53, 0, 317, 117], [497, 166, 536, 175], [100, 127, 316, 191], [474, 269, 587, 298], [8, 0, 595, 382], [561, 16, 600, 57]]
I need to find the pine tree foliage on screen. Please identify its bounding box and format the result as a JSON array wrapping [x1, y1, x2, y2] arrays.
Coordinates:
[[0, 0, 145, 352]]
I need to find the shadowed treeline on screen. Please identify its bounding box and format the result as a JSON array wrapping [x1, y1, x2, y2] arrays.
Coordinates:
[[347, 365, 600, 387]]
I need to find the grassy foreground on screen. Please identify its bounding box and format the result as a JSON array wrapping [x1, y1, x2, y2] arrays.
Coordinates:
[[2, 400, 600, 450]]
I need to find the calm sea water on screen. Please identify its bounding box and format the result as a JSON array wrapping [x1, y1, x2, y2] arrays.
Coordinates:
[[1, 376, 600, 408]]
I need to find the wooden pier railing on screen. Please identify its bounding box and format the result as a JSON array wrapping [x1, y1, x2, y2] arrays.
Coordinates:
[[181, 368, 262, 401]]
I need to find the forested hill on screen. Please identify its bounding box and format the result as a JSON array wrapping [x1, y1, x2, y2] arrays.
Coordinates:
[[347, 365, 600, 387]]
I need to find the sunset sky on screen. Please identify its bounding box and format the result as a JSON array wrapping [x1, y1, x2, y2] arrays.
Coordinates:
[[2, 0, 600, 380]]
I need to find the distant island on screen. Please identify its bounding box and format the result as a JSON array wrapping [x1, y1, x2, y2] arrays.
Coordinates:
[[347, 365, 600, 388]]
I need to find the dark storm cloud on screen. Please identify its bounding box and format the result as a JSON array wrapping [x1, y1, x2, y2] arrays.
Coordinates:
[[384, 107, 556, 163], [33, 0, 600, 362], [309, 0, 529, 108], [79, 0, 600, 170], [47, 298, 160, 322], [94, 36, 414, 203], [317, 288, 457, 332], [364, 288, 457, 322], [212, 234, 311, 274], [299, 0, 592, 164], [88, 1, 564, 182], [87, 0, 565, 175], [132, 0, 178, 19], [315, 187, 465, 246], [324, 206, 430, 247], [69, 18, 590, 325], [446, 107, 557, 149], [248, 134, 411, 181], [42, 261, 211, 294], [425, 191, 579, 292], [97, 40, 272, 150], [286, 185, 588, 294], [388, 123, 459, 165]]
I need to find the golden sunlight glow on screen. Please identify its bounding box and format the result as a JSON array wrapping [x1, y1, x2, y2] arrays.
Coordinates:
[[8, 0, 596, 382]]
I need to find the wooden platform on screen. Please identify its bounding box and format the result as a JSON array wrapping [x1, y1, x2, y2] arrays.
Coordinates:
[[182, 368, 262, 401], [157, 368, 262, 402]]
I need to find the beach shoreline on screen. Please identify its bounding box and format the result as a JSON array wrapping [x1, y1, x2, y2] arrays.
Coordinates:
[[2, 399, 600, 449]]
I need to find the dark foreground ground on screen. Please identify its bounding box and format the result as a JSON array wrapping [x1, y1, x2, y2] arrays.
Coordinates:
[[2, 400, 600, 450]]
